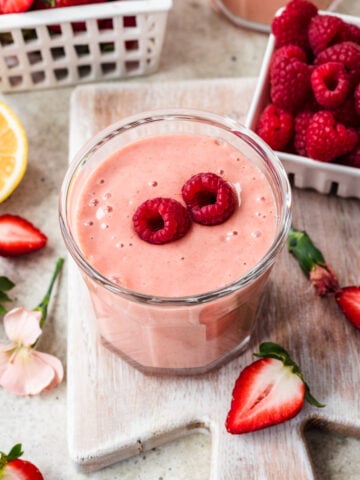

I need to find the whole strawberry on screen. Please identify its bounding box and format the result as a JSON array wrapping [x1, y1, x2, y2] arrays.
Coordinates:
[[0, 0, 33, 13], [306, 110, 358, 162], [226, 342, 323, 435], [0, 444, 44, 480]]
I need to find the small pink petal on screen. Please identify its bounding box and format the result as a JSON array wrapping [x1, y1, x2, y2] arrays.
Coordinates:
[[33, 350, 64, 389], [4, 307, 42, 346], [0, 347, 59, 396], [0, 344, 14, 376]]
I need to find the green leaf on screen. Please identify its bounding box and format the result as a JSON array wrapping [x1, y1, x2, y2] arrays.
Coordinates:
[[288, 226, 326, 277], [6, 443, 23, 462], [0, 291, 12, 303], [0, 277, 15, 291]]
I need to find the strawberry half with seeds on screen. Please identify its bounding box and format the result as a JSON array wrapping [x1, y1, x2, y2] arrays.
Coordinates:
[[226, 342, 324, 435], [0, 214, 47, 257], [0, 444, 44, 480], [336, 286, 360, 330]]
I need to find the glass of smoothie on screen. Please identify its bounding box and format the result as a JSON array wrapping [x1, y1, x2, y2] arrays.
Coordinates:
[[59, 109, 291, 375], [210, 0, 340, 32]]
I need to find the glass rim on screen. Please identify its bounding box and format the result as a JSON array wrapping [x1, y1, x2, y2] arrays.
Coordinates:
[[59, 108, 292, 306]]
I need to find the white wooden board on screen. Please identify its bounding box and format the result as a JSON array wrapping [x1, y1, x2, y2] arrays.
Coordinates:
[[67, 78, 360, 479]]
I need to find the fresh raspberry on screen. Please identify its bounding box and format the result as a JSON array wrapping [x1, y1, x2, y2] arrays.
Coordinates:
[[311, 62, 350, 109], [355, 83, 360, 116], [256, 104, 293, 151], [294, 110, 314, 156], [181, 172, 236, 226], [332, 95, 360, 128], [270, 56, 311, 112], [308, 14, 345, 55], [271, 0, 318, 50], [336, 144, 360, 169], [306, 110, 358, 162], [271, 44, 308, 66], [338, 22, 360, 45], [132, 197, 191, 244], [315, 42, 360, 87]]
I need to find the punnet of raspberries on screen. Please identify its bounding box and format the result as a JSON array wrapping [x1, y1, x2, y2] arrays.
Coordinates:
[[255, 0, 360, 167]]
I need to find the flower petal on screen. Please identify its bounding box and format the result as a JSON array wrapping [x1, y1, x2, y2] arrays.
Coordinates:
[[33, 350, 64, 389], [0, 344, 14, 377], [4, 307, 42, 346], [0, 347, 60, 396]]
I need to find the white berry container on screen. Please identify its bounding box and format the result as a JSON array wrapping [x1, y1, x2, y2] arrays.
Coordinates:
[[0, 0, 172, 92], [246, 10, 360, 199]]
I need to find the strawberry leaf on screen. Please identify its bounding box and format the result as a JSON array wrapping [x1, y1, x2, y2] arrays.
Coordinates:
[[0, 275, 15, 314], [7, 443, 23, 462], [288, 226, 326, 275]]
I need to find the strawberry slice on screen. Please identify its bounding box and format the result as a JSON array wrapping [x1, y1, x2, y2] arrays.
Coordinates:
[[225, 342, 324, 434], [0, 214, 47, 257], [336, 286, 360, 330], [0, 444, 44, 479]]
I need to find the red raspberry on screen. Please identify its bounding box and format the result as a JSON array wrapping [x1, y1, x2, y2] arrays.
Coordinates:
[[311, 62, 350, 109], [181, 172, 236, 226], [308, 14, 345, 55], [271, 0, 318, 50], [271, 44, 308, 66], [315, 42, 360, 87], [270, 56, 311, 112], [294, 110, 314, 156], [332, 95, 360, 129], [306, 110, 358, 162], [256, 104, 293, 151], [132, 197, 191, 244], [339, 22, 360, 44], [337, 144, 360, 169], [355, 83, 360, 116]]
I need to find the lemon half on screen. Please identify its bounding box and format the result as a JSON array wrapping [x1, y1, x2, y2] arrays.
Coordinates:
[[0, 99, 28, 203]]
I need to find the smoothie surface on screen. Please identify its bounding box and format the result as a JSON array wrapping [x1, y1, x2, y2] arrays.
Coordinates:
[[74, 133, 277, 297]]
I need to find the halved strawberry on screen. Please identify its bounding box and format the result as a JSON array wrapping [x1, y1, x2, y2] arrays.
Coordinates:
[[225, 342, 324, 435], [0, 444, 44, 480], [336, 286, 360, 330], [0, 214, 47, 257]]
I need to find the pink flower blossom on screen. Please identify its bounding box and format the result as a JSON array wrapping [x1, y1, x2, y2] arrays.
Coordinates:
[[0, 307, 63, 396]]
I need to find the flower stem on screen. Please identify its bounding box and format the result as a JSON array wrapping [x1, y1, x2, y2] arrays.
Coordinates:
[[34, 257, 64, 329]]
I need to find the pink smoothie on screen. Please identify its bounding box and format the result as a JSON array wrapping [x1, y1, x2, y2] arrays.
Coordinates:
[[73, 133, 278, 372]]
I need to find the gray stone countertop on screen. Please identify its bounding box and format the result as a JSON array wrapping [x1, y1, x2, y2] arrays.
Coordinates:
[[0, 0, 360, 479]]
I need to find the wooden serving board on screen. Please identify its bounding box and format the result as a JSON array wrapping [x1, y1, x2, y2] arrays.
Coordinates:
[[67, 78, 360, 479]]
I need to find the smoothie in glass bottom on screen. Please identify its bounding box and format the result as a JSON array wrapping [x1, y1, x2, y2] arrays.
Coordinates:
[[73, 134, 276, 370]]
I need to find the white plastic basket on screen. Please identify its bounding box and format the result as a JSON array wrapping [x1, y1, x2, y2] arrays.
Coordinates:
[[0, 0, 172, 92], [246, 10, 360, 199]]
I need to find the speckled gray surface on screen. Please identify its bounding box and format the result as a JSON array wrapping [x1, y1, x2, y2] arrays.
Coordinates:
[[0, 0, 360, 479]]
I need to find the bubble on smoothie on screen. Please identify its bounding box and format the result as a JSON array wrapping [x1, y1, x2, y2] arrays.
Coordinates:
[[149, 180, 158, 187], [103, 192, 112, 200], [84, 220, 94, 227], [98, 179, 105, 185], [251, 230, 262, 238], [218, 169, 225, 176], [89, 198, 99, 207], [96, 205, 113, 220], [257, 196, 266, 202], [225, 230, 238, 241], [214, 138, 225, 146], [101, 223, 109, 230], [115, 242, 125, 249]]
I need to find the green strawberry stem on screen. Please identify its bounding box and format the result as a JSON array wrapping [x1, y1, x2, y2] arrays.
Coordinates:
[[288, 226, 339, 296], [34, 257, 64, 329], [0, 276, 15, 315], [254, 342, 325, 408], [0, 443, 23, 470]]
